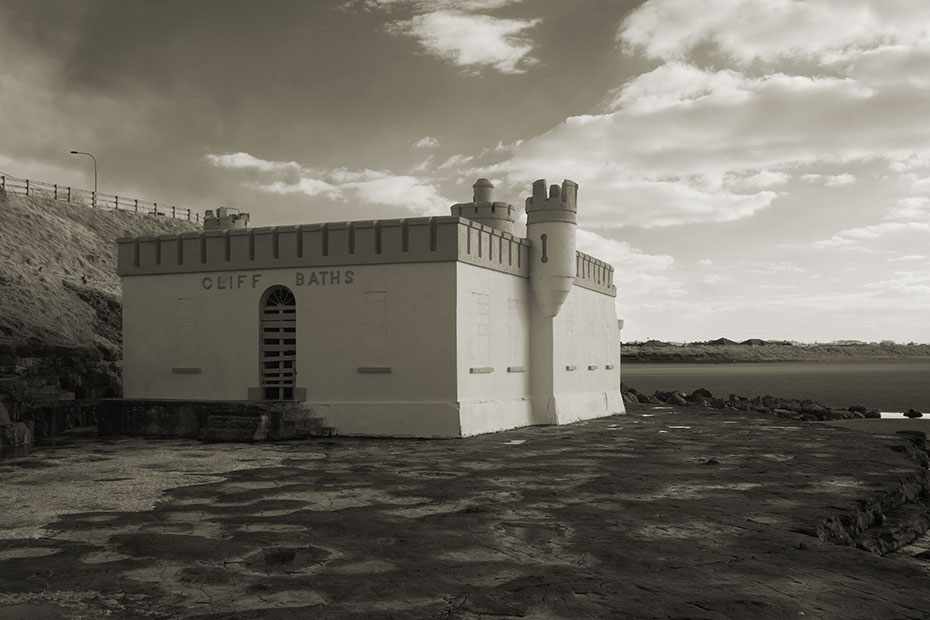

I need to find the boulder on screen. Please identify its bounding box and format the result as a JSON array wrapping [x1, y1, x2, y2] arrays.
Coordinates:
[[691, 388, 714, 399], [848, 405, 867, 415], [865, 410, 881, 419], [668, 392, 689, 407], [904, 409, 923, 418], [653, 390, 671, 402]]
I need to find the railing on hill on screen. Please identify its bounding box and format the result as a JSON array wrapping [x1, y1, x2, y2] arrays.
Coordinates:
[[0, 174, 200, 223]]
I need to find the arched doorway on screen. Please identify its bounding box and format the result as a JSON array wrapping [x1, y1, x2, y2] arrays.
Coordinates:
[[260, 286, 297, 400]]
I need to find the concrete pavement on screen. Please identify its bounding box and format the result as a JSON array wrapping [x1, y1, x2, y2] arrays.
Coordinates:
[[2, 404, 930, 619]]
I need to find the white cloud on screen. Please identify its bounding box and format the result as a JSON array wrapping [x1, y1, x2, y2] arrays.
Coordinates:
[[208, 152, 450, 214], [248, 177, 341, 200], [726, 170, 790, 191], [618, 0, 930, 66], [814, 221, 930, 248], [413, 136, 440, 149], [387, 10, 540, 73], [609, 62, 754, 113], [824, 173, 856, 187], [438, 154, 475, 169], [887, 196, 930, 221], [575, 230, 681, 302], [801, 173, 857, 186], [204, 152, 303, 174]]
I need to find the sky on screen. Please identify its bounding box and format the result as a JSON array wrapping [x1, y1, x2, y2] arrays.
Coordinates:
[[2, 0, 929, 343]]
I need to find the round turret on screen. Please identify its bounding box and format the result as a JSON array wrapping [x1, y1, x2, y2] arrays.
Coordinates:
[[450, 178, 516, 234], [525, 178, 578, 317]]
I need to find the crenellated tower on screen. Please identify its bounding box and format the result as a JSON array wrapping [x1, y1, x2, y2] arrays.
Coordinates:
[[525, 179, 578, 317], [204, 207, 250, 231], [450, 178, 516, 234]]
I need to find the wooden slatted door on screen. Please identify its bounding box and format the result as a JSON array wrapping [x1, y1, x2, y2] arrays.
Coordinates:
[[260, 286, 297, 400]]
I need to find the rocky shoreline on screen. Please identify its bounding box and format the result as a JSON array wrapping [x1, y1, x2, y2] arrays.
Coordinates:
[[621, 383, 925, 421]]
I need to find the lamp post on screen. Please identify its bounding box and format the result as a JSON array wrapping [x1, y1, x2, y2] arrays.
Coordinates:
[[69, 150, 97, 206]]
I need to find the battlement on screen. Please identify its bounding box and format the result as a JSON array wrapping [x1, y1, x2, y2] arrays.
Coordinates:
[[450, 178, 516, 233], [525, 178, 578, 225], [204, 207, 250, 231], [117, 216, 531, 278], [575, 251, 617, 297]]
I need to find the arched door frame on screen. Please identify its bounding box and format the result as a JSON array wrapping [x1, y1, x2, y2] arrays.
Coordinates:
[[259, 285, 297, 400]]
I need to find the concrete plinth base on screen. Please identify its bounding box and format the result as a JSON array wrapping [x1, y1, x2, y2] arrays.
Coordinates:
[[97, 400, 332, 442]]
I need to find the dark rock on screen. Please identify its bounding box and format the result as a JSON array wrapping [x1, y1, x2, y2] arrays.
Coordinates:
[[709, 398, 727, 409], [801, 400, 829, 415], [904, 409, 923, 418], [668, 393, 689, 407], [703, 458, 719, 465], [848, 405, 867, 414], [691, 388, 713, 399], [865, 410, 881, 419], [636, 392, 652, 404]]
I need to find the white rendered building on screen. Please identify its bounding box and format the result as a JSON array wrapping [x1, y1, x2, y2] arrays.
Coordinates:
[[116, 178, 624, 437]]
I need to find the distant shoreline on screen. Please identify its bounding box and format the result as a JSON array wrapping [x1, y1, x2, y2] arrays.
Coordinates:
[[622, 342, 930, 364]]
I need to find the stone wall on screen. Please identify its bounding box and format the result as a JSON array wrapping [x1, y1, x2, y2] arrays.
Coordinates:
[[0, 344, 121, 451]]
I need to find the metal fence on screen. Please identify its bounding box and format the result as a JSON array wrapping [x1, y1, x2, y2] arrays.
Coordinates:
[[0, 174, 200, 222]]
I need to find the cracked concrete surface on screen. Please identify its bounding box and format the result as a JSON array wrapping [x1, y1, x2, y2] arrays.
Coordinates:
[[1, 404, 930, 619]]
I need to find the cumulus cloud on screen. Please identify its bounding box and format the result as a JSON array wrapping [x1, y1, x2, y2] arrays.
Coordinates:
[[387, 10, 540, 73], [814, 222, 930, 249], [618, 0, 930, 66], [207, 152, 450, 214], [350, 0, 540, 73], [412, 136, 440, 149], [464, 0, 930, 233], [887, 196, 930, 221], [575, 230, 681, 299], [800, 173, 856, 186], [204, 152, 303, 174]]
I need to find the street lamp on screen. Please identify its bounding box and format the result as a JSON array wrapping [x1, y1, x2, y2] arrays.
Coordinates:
[[69, 150, 97, 206]]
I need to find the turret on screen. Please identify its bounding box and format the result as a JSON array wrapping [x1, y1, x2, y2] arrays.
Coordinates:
[[525, 178, 578, 317], [204, 206, 250, 231], [450, 178, 516, 234]]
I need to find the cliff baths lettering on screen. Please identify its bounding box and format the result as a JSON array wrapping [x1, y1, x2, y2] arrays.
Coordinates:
[[296, 270, 354, 286], [202, 274, 263, 290], [200, 270, 355, 291]]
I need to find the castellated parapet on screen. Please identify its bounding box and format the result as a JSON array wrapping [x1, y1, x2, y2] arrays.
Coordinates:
[[450, 178, 516, 234], [204, 207, 250, 231], [525, 179, 578, 225]]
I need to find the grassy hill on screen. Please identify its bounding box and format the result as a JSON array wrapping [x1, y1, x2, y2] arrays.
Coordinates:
[[0, 189, 198, 356], [623, 340, 930, 363]]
